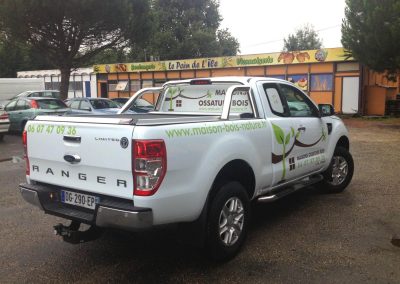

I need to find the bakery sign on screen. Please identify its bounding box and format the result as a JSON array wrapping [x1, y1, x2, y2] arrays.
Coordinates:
[[93, 47, 352, 73]]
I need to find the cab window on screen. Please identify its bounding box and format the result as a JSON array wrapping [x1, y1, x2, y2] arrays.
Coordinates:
[[5, 100, 17, 111], [278, 84, 317, 117]]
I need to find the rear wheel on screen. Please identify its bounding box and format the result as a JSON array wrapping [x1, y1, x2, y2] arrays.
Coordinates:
[[318, 146, 354, 193], [206, 181, 250, 261]]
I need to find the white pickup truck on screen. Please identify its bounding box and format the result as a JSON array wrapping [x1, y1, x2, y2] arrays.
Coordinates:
[[19, 77, 354, 260]]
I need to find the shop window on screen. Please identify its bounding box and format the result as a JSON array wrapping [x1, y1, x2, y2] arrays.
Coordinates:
[[108, 80, 118, 91], [310, 74, 333, 91], [336, 62, 359, 72], [73, 81, 83, 91], [45, 82, 53, 90], [115, 81, 128, 91], [287, 74, 308, 92], [142, 80, 153, 88], [51, 82, 60, 90], [130, 80, 141, 93]]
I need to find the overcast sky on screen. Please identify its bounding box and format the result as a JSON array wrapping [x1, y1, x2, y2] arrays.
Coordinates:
[[219, 0, 346, 55]]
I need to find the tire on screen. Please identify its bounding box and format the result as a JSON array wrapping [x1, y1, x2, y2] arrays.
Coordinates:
[[206, 181, 250, 261], [0, 134, 3, 141], [318, 146, 354, 193]]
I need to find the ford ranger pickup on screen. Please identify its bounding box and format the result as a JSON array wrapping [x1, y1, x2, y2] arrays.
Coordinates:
[[19, 77, 354, 260]]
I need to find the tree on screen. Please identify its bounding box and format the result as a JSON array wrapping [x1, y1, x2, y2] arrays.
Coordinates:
[[217, 28, 240, 56], [0, 35, 53, 77], [342, 0, 400, 80], [0, 0, 150, 99], [145, 0, 239, 60], [283, 24, 322, 51]]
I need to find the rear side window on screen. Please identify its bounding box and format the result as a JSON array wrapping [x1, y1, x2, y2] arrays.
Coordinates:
[[28, 92, 41, 97], [90, 99, 119, 109], [263, 84, 285, 115], [80, 100, 92, 110], [5, 100, 17, 111], [42, 91, 59, 98], [69, 101, 80, 109], [37, 99, 67, 109], [16, 100, 29, 110]]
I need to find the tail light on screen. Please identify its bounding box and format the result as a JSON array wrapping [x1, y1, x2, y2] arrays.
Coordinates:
[[133, 140, 166, 196], [22, 130, 30, 175], [0, 112, 8, 120], [30, 100, 38, 109]]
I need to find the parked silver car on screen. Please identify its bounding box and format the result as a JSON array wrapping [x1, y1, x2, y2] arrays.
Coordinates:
[[65, 98, 121, 114], [5, 98, 69, 132], [15, 90, 60, 99]]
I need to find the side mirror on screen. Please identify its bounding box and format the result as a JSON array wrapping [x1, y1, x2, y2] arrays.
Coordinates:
[[318, 104, 335, 117]]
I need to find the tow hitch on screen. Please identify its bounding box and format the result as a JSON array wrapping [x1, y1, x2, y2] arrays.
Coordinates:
[[53, 221, 103, 244]]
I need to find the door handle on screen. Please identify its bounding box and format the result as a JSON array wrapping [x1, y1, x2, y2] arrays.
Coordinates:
[[63, 135, 81, 143], [298, 126, 306, 132]]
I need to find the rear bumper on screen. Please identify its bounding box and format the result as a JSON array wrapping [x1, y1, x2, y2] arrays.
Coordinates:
[[19, 183, 153, 231]]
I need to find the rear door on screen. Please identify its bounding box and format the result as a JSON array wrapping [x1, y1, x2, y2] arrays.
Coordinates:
[[13, 100, 31, 131], [27, 118, 135, 199]]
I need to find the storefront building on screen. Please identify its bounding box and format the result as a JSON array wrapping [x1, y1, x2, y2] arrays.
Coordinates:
[[94, 47, 399, 115]]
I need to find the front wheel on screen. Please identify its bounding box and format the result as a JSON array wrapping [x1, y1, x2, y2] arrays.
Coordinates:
[[206, 181, 250, 261], [318, 146, 354, 193]]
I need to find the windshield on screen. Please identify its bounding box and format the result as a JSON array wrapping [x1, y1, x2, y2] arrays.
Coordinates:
[[89, 99, 119, 109], [37, 99, 67, 109], [158, 83, 252, 114]]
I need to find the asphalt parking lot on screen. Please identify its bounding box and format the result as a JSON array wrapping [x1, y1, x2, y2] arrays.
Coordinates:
[[0, 119, 399, 283]]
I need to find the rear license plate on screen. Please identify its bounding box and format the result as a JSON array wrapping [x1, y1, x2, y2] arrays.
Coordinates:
[[61, 190, 100, 210]]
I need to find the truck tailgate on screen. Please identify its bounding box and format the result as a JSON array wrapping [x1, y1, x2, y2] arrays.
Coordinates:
[[26, 119, 134, 200]]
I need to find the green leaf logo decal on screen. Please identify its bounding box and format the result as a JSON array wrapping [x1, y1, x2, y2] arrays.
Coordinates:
[[272, 123, 285, 145], [285, 133, 291, 145]]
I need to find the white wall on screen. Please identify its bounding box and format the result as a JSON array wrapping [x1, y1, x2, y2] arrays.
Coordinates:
[[0, 78, 45, 100], [17, 68, 97, 98]]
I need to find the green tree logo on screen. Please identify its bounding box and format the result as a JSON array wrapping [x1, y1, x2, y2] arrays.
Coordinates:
[[167, 87, 182, 111], [272, 124, 297, 180]]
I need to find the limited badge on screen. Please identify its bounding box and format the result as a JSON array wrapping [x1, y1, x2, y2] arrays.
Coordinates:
[[120, 137, 129, 149]]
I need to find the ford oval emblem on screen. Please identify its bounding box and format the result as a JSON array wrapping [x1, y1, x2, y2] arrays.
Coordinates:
[[64, 154, 81, 164], [120, 137, 129, 149]]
